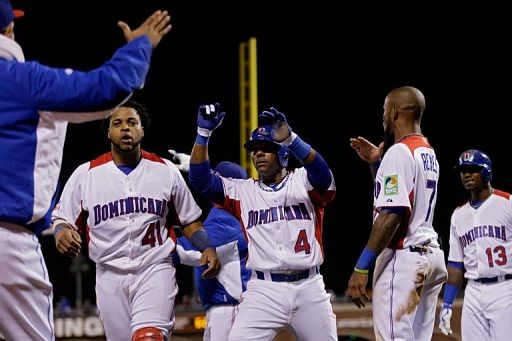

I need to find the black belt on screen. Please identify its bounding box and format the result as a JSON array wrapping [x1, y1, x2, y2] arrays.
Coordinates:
[[474, 274, 512, 284], [255, 267, 318, 282]]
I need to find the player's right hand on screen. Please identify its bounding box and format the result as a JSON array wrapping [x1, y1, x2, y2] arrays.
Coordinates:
[[199, 247, 220, 279], [118, 10, 172, 48], [349, 136, 383, 164], [438, 304, 453, 335], [54, 225, 82, 258], [197, 103, 226, 137], [347, 271, 370, 308]]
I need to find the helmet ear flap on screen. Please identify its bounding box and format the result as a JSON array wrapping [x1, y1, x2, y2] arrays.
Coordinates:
[[278, 146, 289, 168]]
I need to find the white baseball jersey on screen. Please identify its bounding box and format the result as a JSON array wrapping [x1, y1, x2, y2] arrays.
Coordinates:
[[218, 167, 335, 272], [448, 190, 512, 279], [374, 135, 440, 248], [52, 151, 202, 271], [371, 135, 447, 341]]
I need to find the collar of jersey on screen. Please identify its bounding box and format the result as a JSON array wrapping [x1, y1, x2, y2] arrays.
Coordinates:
[[258, 172, 289, 192]]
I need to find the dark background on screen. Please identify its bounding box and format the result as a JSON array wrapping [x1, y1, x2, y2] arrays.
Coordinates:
[[11, 1, 512, 304]]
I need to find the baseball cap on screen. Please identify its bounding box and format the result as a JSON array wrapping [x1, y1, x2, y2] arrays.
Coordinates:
[[214, 161, 248, 179], [0, 0, 24, 31]]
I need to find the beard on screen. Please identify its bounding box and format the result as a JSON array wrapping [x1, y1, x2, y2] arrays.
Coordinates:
[[382, 128, 395, 155], [111, 138, 142, 153]]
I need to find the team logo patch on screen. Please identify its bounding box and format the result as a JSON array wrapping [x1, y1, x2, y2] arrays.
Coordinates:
[[384, 175, 398, 195]]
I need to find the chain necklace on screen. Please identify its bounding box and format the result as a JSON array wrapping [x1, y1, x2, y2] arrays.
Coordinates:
[[396, 133, 423, 144]]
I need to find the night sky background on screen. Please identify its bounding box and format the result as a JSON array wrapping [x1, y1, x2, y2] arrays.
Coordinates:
[[11, 0, 512, 305]]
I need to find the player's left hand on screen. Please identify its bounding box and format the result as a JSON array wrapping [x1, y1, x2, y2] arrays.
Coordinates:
[[347, 271, 370, 308], [168, 149, 190, 172], [199, 247, 220, 278], [197, 103, 226, 137], [259, 107, 291, 142]]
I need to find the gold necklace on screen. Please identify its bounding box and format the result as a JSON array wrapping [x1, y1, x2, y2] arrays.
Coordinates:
[[396, 133, 423, 143]]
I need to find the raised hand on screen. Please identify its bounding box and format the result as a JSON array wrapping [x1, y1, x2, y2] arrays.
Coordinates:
[[168, 149, 190, 172], [118, 10, 172, 48], [197, 103, 226, 137], [438, 304, 453, 335], [259, 107, 291, 142], [349, 136, 383, 164]]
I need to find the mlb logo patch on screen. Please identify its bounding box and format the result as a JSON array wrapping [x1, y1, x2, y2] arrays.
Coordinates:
[[384, 175, 398, 195]]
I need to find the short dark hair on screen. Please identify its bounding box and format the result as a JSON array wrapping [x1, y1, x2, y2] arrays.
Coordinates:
[[101, 100, 151, 133]]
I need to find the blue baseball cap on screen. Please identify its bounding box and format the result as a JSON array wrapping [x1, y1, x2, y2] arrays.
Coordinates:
[[0, 0, 24, 31], [214, 161, 248, 179]]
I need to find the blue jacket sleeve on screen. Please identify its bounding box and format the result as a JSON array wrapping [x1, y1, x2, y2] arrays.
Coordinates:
[[189, 160, 225, 204], [8, 36, 152, 112], [305, 153, 332, 194]]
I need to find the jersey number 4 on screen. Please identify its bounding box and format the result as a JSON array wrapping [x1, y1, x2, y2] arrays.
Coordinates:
[[486, 245, 507, 267], [294, 229, 311, 254]]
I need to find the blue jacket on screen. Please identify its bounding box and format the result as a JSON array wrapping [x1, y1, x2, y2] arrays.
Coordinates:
[[174, 207, 250, 310], [0, 34, 153, 234]]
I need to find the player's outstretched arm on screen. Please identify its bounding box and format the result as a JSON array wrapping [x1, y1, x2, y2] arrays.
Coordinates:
[[118, 10, 172, 48], [182, 221, 220, 278], [350, 136, 383, 179], [53, 221, 82, 258]]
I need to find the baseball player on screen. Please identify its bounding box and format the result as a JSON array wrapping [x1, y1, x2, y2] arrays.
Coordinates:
[[52, 101, 220, 341], [0, 2, 171, 340], [171, 158, 251, 340], [188, 103, 337, 340], [438, 150, 512, 340], [347, 86, 447, 340]]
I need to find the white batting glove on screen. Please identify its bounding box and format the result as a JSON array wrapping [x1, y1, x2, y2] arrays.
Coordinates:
[[438, 304, 453, 335], [168, 149, 191, 172]]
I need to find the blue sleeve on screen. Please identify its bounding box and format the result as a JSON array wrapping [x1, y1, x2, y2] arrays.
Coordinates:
[[447, 261, 465, 270], [305, 153, 332, 193], [10, 36, 152, 112], [189, 160, 225, 203]]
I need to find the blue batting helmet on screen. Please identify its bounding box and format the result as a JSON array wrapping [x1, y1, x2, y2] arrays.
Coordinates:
[[214, 161, 248, 179], [455, 149, 492, 182], [243, 125, 289, 167]]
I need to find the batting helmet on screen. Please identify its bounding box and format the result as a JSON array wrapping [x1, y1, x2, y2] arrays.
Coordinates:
[[455, 149, 492, 182], [214, 161, 248, 179], [243, 125, 289, 167]]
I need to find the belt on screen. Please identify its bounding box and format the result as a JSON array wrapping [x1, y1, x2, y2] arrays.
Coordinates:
[[474, 274, 512, 284], [255, 267, 319, 282], [409, 239, 433, 254]]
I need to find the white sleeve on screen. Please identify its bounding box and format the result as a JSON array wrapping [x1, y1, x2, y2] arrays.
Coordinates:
[[447, 211, 464, 263], [375, 145, 415, 210], [168, 162, 202, 225], [52, 163, 89, 230]]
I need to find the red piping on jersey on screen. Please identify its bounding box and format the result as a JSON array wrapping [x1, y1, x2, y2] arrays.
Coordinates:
[[400, 135, 431, 153], [89, 150, 165, 170], [388, 189, 414, 249], [493, 189, 511, 200], [75, 200, 90, 243], [308, 189, 335, 257]]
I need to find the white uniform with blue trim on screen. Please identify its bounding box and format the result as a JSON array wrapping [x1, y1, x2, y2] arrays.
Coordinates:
[[371, 135, 447, 341], [52, 151, 202, 340], [0, 34, 153, 341], [448, 190, 512, 341], [213, 167, 337, 341]]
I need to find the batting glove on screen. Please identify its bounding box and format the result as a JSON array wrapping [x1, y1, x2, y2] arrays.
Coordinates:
[[197, 103, 226, 137], [168, 149, 190, 172], [438, 303, 453, 336], [259, 107, 291, 143]]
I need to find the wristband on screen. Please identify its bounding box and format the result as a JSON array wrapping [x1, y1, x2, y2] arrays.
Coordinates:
[[442, 283, 459, 306], [285, 133, 311, 161], [189, 229, 214, 252], [354, 268, 369, 274], [355, 247, 378, 270], [195, 134, 209, 146]]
